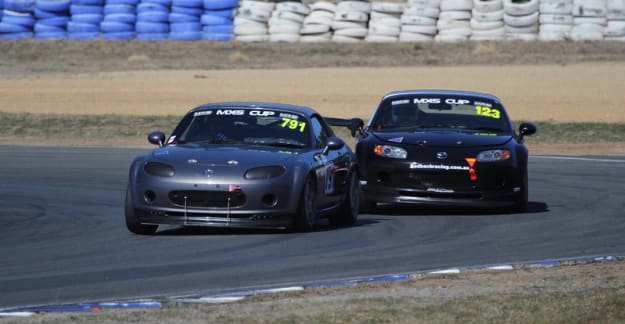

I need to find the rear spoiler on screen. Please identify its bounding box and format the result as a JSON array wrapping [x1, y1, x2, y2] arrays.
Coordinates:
[[325, 117, 365, 137]]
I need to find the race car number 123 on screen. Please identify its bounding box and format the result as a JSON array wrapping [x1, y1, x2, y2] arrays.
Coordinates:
[[475, 106, 501, 119]]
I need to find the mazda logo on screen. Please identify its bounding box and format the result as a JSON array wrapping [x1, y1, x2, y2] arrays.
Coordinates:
[[436, 152, 448, 160], [204, 169, 215, 178]]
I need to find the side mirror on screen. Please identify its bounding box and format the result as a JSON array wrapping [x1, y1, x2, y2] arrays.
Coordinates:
[[349, 118, 365, 137], [148, 131, 166, 147], [518, 122, 537, 142], [323, 136, 345, 155]]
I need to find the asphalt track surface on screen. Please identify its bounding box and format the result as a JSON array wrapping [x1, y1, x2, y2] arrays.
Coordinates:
[[1, 146, 624, 309]]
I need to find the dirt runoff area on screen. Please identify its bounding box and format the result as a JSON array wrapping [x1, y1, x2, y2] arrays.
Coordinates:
[[1, 41, 625, 155]]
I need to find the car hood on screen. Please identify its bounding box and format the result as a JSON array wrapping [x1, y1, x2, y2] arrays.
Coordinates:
[[150, 145, 299, 166], [372, 130, 513, 148]]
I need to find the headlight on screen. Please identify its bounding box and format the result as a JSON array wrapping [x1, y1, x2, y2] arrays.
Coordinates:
[[144, 162, 175, 177], [477, 149, 511, 162], [374, 145, 407, 159], [245, 166, 286, 180]]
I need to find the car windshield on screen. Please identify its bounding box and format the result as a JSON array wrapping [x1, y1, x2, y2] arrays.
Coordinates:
[[369, 95, 512, 134], [169, 108, 310, 148]]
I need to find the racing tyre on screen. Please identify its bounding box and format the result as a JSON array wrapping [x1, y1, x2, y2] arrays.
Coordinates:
[[125, 187, 158, 235], [513, 170, 528, 213], [330, 171, 360, 226], [294, 176, 317, 232]]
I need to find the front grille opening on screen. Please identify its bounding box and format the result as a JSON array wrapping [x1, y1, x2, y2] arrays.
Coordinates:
[[169, 190, 246, 208]]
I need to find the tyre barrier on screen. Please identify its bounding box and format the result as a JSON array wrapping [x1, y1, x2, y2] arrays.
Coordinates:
[[0, 0, 620, 42]]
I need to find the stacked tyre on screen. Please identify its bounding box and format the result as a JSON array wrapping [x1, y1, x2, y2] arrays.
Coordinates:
[[135, 0, 170, 40], [605, 0, 625, 41], [169, 0, 203, 40], [300, 1, 335, 42], [68, 0, 103, 39], [268, 1, 309, 42], [202, 0, 237, 41], [399, 0, 440, 42], [101, 0, 138, 40], [365, 1, 403, 42], [436, 0, 473, 42], [570, 0, 606, 40], [471, 0, 505, 40], [234, 0, 274, 42], [538, 0, 573, 41], [503, 0, 539, 40], [0, 0, 36, 39], [331, 0, 370, 42], [34, 0, 71, 39]]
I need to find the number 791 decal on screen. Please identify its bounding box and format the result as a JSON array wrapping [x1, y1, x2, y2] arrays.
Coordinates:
[[475, 106, 501, 119], [281, 118, 307, 132]]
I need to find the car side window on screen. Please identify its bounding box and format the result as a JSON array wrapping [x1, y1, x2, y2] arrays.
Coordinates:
[[310, 116, 329, 149]]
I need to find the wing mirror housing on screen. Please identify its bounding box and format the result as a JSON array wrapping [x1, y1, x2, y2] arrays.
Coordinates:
[[518, 122, 537, 142], [148, 131, 166, 147], [323, 136, 345, 155]]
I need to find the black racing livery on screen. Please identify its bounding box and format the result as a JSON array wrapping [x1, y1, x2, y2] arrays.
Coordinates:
[[356, 89, 537, 212], [126, 102, 363, 234]]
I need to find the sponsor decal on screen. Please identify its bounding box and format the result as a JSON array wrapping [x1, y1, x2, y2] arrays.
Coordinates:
[[388, 137, 403, 143], [413, 98, 472, 105], [427, 188, 454, 193], [194, 111, 213, 116], [409, 162, 469, 171], [391, 99, 410, 105], [216, 109, 245, 116], [465, 157, 477, 181]]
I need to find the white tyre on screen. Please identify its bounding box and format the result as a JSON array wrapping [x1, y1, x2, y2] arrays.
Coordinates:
[[540, 1, 573, 14], [371, 2, 405, 14], [234, 17, 267, 28], [402, 24, 438, 34], [235, 34, 269, 41], [300, 24, 331, 34], [234, 24, 268, 35], [369, 17, 402, 28], [439, 10, 472, 20], [336, 1, 372, 13], [403, 6, 440, 18], [605, 35, 625, 41], [573, 16, 607, 26], [605, 20, 625, 37], [440, 0, 474, 11], [368, 25, 401, 36], [537, 32, 568, 41], [399, 31, 434, 41], [505, 23, 539, 32], [438, 26, 473, 35], [572, 0, 607, 17], [472, 8, 504, 21], [503, 11, 539, 26], [435, 33, 469, 41], [332, 20, 366, 30], [237, 8, 271, 22], [471, 18, 504, 29], [570, 30, 604, 40], [269, 33, 300, 42], [437, 19, 471, 29], [268, 24, 300, 34], [334, 11, 369, 22], [400, 15, 437, 25], [276, 2, 311, 16], [300, 33, 332, 42], [571, 22, 605, 33], [271, 10, 306, 23], [473, 0, 503, 12], [540, 23, 572, 32], [239, 0, 276, 12], [407, 0, 442, 9], [334, 27, 368, 37], [503, 0, 539, 16], [470, 34, 505, 40], [365, 34, 398, 42], [471, 25, 506, 35], [311, 1, 337, 13], [332, 34, 362, 42], [303, 14, 333, 26], [540, 13, 573, 24], [505, 33, 538, 41]]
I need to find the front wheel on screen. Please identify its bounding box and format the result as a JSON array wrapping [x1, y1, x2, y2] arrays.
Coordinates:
[[125, 187, 158, 235], [329, 170, 359, 226], [294, 176, 317, 232], [512, 171, 528, 213]]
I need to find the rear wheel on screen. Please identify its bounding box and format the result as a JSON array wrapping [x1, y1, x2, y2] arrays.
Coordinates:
[[125, 187, 158, 235], [329, 170, 360, 226], [294, 176, 317, 232]]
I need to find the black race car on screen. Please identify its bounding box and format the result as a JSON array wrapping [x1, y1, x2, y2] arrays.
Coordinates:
[[356, 90, 537, 212], [126, 102, 363, 234]]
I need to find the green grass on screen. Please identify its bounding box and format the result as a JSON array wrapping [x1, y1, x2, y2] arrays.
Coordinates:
[[0, 112, 623, 146]]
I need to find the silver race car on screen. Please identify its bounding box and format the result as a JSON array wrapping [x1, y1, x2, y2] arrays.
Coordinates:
[[126, 102, 363, 234]]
